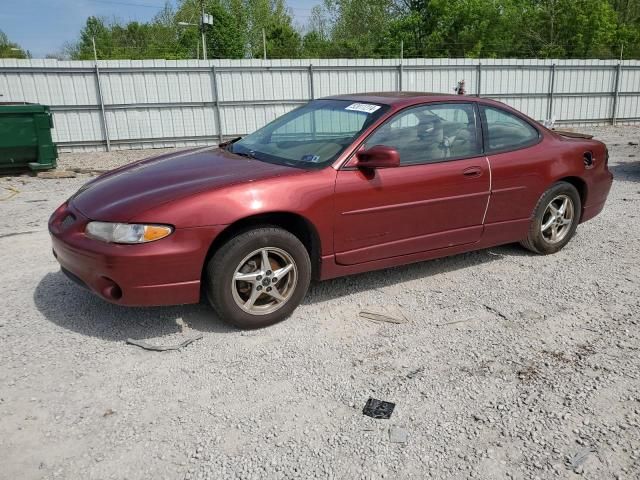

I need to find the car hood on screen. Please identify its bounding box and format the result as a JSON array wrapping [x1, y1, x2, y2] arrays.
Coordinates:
[[71, 147, 300, 222]]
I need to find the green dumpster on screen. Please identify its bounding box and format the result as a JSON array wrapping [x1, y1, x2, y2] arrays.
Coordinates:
[[0, 102, 58, 172]]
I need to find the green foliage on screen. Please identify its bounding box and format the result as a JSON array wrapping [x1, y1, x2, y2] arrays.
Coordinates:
[[176, 0, 248, 59], [63, 0, 640, 59], [304, 0, 638, 59], [301, 30, 332, 58], [323, 0, 395, 57], [265, 23, 301, 58], [0, 30, 29, 59], [243, 0, 300, 58], [525, 0, 619, 58], [68, 6, 187, 60]]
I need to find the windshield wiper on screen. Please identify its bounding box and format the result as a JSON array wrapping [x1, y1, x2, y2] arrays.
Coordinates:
[[219, 136, 242, 148], [232, 150, 256, 159]]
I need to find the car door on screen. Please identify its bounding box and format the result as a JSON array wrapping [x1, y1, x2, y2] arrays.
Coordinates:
[[333, 102, 490, 266], [480, 105, 548, 232]]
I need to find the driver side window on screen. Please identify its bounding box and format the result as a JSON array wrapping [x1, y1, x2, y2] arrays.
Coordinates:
[[363, 103, 481, 165]]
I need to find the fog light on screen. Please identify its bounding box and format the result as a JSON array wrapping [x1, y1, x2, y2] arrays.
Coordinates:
[[100, 278, 122, 300]]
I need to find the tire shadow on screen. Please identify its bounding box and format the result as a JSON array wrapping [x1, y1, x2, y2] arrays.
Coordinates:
[[609, 160, 640, 183], [33, 271, 235, 341], [303, 244, 523, 305], [35, 244, 529, 338]]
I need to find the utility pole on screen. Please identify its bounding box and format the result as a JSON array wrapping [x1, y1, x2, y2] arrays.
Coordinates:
[[91, 36, 111, 152], [200, 0, 207, 60], [262, 28, 267, 60], [91, 36, 99, 62]]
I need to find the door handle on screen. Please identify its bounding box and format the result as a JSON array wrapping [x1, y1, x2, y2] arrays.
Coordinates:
[[462, 166, 482, 178]]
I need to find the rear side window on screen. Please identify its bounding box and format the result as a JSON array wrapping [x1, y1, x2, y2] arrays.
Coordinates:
[[481, 106, 539, 153]]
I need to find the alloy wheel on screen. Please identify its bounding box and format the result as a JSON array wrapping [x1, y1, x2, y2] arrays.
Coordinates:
[[540, 194, 574, 244], [231, 247, 298, 315]]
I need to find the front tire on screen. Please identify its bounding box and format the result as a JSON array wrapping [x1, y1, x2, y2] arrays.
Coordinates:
[[205, 227, 311, 329], [520, 181, 581, 254]]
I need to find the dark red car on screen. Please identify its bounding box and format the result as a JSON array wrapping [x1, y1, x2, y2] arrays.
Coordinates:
[[49, 93, 613, 328]]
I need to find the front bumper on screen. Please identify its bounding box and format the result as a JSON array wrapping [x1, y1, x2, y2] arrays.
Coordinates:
[[49, 202, 223, 306]]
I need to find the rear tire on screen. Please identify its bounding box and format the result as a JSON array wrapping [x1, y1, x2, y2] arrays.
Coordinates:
[[205, 227, 311, 329], [520, 181, 581, 254]]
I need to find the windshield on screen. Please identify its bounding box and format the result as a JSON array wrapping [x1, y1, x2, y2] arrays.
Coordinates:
[[229, 99, 389, 169]]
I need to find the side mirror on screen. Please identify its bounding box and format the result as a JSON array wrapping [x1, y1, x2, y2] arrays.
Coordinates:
[[354, 145, 400, 169]]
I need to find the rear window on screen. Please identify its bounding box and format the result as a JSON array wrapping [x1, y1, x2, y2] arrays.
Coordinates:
[[481, 106, 539, 152]]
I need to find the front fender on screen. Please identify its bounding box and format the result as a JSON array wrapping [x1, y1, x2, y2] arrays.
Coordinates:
[[131, 167, 338, 256]]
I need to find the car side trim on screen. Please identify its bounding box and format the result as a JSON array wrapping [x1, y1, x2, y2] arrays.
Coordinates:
[[341, 190, 489, 216], [335, 225, 483, 265]]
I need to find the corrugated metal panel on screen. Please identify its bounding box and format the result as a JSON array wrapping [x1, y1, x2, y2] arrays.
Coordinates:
[[618, 95, 640, 119], [1, 58, 639, 151], [106, 106, 216, 140], [50, 111, 104, 143], [485, 96, 548, 121]]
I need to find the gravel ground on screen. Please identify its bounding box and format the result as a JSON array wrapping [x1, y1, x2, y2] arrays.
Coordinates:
[[57, 147, 185, 172], [1, 126, 639, 480]]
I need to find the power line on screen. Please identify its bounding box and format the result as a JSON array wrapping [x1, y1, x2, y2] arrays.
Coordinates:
[[85, 0, 168, 9], [84, 0, 317, 12]]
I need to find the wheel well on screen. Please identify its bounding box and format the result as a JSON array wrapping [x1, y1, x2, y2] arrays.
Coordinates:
[[558, 176, 588, 217], [201, 212, 322, 283]]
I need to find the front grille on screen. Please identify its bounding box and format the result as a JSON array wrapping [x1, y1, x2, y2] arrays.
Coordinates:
[[60, 213, 76, 229]]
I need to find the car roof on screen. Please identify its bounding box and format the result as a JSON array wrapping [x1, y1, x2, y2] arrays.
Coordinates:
[[323, 92, 469, 107], [322, 92, 529, 117]]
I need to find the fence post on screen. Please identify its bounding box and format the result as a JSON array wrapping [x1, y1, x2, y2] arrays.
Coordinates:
[[211, 65, 223, 143], [476, 62, 481, 97], [94, 63, 111, 152], [547, 63, 556, 121], [612, 63, 622, 126], [308, 64, 315, 100], [398, 63, 403, 92]]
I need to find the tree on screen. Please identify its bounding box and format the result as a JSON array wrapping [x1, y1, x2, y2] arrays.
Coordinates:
[[300, 4, 332, 57], [244, 0, 301, 58], [0, 30, 28, 59], [301, 30, 332, 57], [67, 16, 113, 59], [521, 0, 618, 58], [265, 22, 301, 57], [66, 2, 191, 60], [611, 0, 640, 58], [62, 0, 640, 60], [176, 0, 248, 58], [322, 0, 395, 57]]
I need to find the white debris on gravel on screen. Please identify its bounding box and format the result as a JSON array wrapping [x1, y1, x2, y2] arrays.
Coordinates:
[[0, 126, 639, 479]]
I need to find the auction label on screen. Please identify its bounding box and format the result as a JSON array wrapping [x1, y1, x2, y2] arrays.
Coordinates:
[[345, 103, 381, 114]]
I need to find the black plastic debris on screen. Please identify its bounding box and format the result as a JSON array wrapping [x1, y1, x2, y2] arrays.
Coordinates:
[[126, 334, 203, 352], [363, 398, 395, 419]]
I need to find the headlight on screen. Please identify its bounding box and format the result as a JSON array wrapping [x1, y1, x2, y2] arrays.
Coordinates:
[[85, 222, 173, 244]]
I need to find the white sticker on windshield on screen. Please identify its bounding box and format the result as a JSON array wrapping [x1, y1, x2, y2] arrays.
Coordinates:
[[345, 103, 381, 114]]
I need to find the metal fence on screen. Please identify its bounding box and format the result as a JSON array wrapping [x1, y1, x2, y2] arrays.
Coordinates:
[[1, 58, 639, 152]]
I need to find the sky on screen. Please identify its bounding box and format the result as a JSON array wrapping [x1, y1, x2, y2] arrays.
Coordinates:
[[1, 0, 321, 58]]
